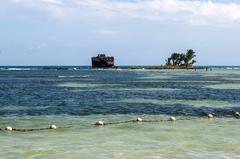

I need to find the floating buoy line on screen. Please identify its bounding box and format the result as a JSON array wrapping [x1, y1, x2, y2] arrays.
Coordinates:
[[95, 116, 180, 126], [0, 113, 239, 132], [0, 125, 71, 132]]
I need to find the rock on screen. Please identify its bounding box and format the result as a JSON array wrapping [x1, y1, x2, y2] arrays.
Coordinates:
[[169, 116, 176, 121], [95, 121, 104, 126], [136, 117, 143, 122], [5, 126, 13, 131], [208, 114, 214, 119], [92, 54, 115, 68], [49, 125, 57, 129]]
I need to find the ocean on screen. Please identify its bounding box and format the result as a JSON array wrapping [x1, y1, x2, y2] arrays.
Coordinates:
[[0, 67, 240, 158]]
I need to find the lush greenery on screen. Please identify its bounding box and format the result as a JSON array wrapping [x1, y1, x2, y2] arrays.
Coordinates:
[[165, 49, 196, 67]]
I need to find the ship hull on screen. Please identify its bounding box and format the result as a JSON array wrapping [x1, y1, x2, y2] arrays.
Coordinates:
[[91, 55, 114, 68]]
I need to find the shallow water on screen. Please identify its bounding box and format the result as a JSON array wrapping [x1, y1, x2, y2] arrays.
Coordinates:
[[1, 115, 240, 159], [108, 98, 238, 108], [0, 68, 240, 158], [206, 83, 240, 89]]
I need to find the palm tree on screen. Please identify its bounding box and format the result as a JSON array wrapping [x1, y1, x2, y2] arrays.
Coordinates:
[[165, 49, 196, 67], [171, 53, 182, 66], [185, 49, 196, 66], [165, 57, 172, 66], [180, 53, 186, 66], [191, 59, 196, 65]]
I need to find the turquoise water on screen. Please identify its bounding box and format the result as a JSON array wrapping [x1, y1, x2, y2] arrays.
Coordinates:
[[0, 68, 240, 158]]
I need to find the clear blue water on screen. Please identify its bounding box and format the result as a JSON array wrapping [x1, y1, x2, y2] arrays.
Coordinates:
[[0, 68, 240, 158], [0, 68, 239, 117]]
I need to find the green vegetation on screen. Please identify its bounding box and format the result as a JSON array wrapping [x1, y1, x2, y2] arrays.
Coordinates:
[[165, 49, 196, 67]]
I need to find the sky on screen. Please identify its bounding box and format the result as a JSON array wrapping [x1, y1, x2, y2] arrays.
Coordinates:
[[0, 0, 240, 66]]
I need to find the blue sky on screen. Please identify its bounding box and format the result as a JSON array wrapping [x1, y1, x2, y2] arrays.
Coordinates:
[[0, 0, 240, 66]]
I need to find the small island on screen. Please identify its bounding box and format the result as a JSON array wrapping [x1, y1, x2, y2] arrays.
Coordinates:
[[90, 50, 198, 70], [164, 49, 196, 69], [129, 49, 198, 70]]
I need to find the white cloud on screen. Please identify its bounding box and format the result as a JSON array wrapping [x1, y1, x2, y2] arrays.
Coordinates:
[[41, 0, 64, 5], [3, 0, 240, 27], [10, 0, 64, 5], [5, 0, 66, 18], [28, 42, 48, 50], [96, 29, 118, 35]]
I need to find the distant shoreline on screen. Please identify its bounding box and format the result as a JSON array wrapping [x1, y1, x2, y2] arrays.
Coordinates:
[[0, 66, 239, 71]]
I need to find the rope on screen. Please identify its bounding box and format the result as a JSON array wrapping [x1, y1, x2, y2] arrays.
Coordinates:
[[95, 114, 239, 126], [96, 117, 194, 126], [104, 120, 134, 125], [0, 126, 71, 132], [13, 126, 72, 132], [12, 128, 50, 132]]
